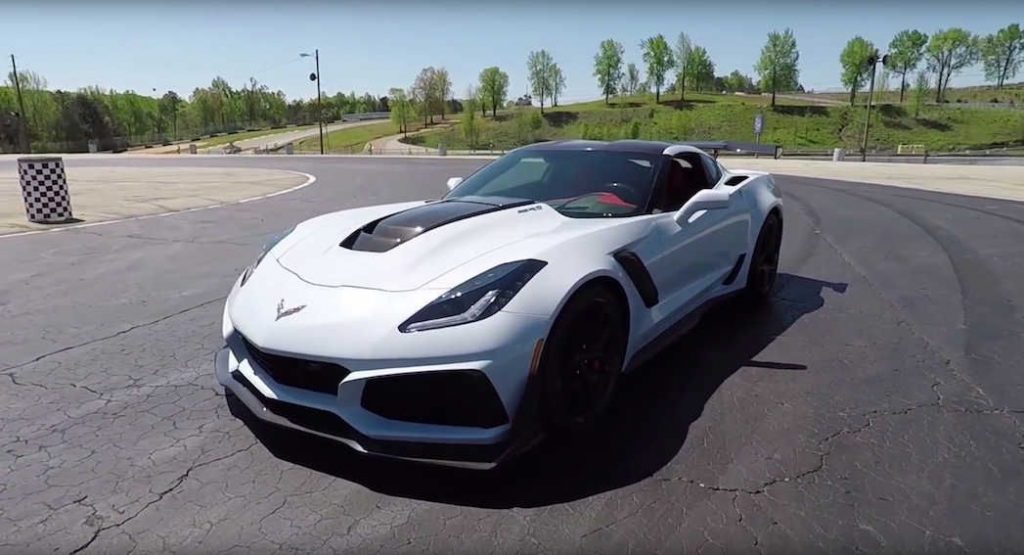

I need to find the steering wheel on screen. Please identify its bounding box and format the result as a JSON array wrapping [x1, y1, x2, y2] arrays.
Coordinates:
[[603, 182, 641, 203]]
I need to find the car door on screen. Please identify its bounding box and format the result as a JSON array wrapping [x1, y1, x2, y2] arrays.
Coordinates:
[[630, 153, 749, 334]]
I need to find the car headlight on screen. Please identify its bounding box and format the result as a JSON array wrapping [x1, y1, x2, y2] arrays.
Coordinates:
[[399, 259, 547, 333], [239, 227, 294, 287]]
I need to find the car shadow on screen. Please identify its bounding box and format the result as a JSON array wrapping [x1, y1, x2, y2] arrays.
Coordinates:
[[230, 273, 846, 508]]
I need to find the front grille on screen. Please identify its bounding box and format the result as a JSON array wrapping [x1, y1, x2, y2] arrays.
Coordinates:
[[241, 336, 350, 395], [361, 370, 509, 428]]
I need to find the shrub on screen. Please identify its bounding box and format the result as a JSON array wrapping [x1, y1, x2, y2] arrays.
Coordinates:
[[528, 111, 543, 131]]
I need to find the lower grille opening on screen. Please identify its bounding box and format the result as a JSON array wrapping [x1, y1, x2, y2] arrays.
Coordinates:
[[231, 371, 357, 438], [231, 371, 507, 463], [361, 370, 509, 428], [241, 336, 349, 395]]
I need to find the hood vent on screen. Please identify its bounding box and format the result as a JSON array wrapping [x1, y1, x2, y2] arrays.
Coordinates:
[[340, 197, 535, 253], [725, 175, 748, 186]]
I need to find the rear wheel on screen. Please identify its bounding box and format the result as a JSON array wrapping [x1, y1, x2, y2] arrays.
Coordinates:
[[539, 284, 628, 431], [744, 212, 782, 302]]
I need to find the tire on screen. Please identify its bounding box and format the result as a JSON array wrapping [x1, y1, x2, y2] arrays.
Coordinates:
[[539, 283, 628, 432], [743, 211, 783, 303]]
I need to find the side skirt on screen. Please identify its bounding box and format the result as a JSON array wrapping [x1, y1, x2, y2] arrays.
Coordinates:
[[623, 290, 740, 373]]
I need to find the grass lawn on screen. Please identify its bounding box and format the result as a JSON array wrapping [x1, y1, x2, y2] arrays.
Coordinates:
[[407, 91, 1024, 153], [294, 121, 405, 153], [198, 125, 315, 148], [810, 82, 1024, 107]]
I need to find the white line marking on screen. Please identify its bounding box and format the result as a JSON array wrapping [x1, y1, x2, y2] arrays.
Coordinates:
[[0, 170, 317, 240]]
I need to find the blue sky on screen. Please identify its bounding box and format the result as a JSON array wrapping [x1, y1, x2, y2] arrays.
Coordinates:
[[4, 1, 1018, 102]]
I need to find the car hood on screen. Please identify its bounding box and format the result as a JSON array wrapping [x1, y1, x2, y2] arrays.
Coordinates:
[[275, 198, 588, 291]]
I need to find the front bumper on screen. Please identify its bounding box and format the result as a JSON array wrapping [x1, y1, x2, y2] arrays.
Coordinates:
[[217, 348, 518, 469], [216, 313, 549, 469]]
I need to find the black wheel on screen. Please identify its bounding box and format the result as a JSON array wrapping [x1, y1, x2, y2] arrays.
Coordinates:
[[539, 284, 628, 431], [744, 212, 783, 302]]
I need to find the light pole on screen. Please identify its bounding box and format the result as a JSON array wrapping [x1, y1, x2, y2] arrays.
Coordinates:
[[300, 50, 324, 154], [10, 54, 30, 153], [860, 51, 890, 162]]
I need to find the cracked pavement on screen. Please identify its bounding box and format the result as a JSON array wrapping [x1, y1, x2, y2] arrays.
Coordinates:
[[1, 157, 1023, 552]]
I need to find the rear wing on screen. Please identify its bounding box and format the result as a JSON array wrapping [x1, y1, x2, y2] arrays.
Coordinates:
[[685, 141, 779, 159]]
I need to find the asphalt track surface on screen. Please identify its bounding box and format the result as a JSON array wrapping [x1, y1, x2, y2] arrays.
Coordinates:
[[1, 156, 1022, 553]]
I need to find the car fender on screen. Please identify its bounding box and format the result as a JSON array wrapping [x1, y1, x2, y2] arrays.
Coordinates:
[[503, 252, 647, 362], [730, 172, 783, 245]]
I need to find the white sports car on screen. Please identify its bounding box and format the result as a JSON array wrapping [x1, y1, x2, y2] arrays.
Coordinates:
[[216, 140, 783, 469]]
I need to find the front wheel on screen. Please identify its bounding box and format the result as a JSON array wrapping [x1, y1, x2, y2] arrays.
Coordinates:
[[539, 284, 628, 432], [743, 212, 782, 303]]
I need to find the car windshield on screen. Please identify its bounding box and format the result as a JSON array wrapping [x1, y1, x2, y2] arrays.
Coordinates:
[[445, 149, 660, 218]]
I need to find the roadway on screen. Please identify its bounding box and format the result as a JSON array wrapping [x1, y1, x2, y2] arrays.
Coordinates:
[[137, 119, 387, 154], [1, 156, 1022, 552]]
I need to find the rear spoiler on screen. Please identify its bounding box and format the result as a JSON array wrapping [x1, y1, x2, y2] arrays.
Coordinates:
[[684, 141, 779, 159]]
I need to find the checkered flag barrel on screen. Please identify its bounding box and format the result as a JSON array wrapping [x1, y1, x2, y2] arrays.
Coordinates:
[[17, 157, 73, 223]]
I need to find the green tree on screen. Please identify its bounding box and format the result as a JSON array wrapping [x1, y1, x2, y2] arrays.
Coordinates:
[[478, 66, 509, 117], [640, 34, 675, 102], [434, 67, 452, 120], [388, 87, 413, 137], [980, 23, 1023, 88], [527, 49, 556, 114], [754, 28, 800, 107], [6, 69, 58, 144], [413, 67, 439, 124], [684, 46, 715, 94], [840, 36, 876, 106], [210, 76, 234, 129], [673, 33, 692, 100], [243, 77, 272, 126], [550, 64, 566, 107], [114, 92, 153, 141], [721, 70, 755, 93], [926, 28, 979, 102], [476, 86, 488, 116], [158, 91, 182, 139], [887, 29, 928, 103], [877, 66, 892, 94], [55, 91, 114, 149], [593, 39, 624, 104], [461, 98, 481, 149], [626, 63, 641, 96], [912, 71, 929, 117], [265, 90, 287, 125]]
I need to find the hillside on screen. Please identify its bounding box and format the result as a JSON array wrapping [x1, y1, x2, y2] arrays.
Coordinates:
[[407, 92, 1024, 154], [805, 82, 1024, 107]]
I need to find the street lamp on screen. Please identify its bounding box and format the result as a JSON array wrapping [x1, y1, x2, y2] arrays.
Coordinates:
[[860, 51, 890, 162], [300, 50, 324, 154]]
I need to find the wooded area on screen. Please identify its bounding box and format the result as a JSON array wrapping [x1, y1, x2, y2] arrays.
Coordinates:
[[0, 72, 390, 153]]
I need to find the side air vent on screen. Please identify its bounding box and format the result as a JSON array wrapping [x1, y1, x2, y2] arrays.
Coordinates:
[[614, 250, 659, 307], [725, 175, 748, 186], [722, 253, 747, 285]]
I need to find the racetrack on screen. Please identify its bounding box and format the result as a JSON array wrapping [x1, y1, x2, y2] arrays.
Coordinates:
[[1, 156, 1022, 552]]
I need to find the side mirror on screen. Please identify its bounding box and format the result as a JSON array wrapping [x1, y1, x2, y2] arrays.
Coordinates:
[[674, 189, 730, 225], [446, 177, 464, 190]]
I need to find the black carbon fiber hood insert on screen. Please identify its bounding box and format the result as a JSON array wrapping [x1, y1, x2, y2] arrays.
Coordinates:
[[340, 197, 534, 253]]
